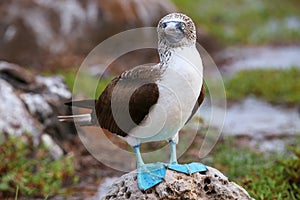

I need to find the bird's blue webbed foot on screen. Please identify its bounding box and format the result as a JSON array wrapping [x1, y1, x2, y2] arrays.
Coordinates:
[[133, 138, 208, 191], [168, 162, 207, 174], [137, 162, 166, 191], [134, 145, 167, 191], [167, 140, 207, 175]]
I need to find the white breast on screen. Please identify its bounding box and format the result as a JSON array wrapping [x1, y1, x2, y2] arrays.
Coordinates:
[[126, 45, 203, 146]]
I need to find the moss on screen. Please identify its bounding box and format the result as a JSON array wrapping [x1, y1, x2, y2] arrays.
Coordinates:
[[225, 67, 300, 105]]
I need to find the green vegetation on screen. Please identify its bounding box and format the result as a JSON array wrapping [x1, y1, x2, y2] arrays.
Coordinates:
[[225, 67, 300, 105], [243, 147, 300, 199], [203, 141, 270, 180], [203, 140, 300, 200], [0, 134, 77, 198], [172, 0, 300, 44]]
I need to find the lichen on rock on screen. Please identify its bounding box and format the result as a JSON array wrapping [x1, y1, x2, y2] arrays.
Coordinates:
[[102, 166, 254, 200]]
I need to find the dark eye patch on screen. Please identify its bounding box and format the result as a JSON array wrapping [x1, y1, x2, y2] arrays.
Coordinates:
[[176, 22, 186, 33], [179, 22, 186, 29]]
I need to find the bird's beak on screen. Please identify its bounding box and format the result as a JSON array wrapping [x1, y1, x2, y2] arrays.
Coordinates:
[[163, 21, 185, 43], [164, 22, 179, 36]]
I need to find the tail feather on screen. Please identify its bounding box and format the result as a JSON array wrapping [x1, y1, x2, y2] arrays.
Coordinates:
[[58, 114, 92, 126], [59, 99, 97, 126]]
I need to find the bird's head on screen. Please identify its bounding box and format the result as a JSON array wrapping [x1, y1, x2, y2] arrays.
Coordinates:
[[157, 13, 196, 48]]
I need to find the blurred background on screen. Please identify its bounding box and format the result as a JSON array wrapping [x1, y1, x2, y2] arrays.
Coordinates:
[[0, 0, 299, 199]]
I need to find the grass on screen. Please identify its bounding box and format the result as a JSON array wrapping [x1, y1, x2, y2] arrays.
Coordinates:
[[0, 134, 77, 198], [172, 0, 300, 45], [201, 139, 300, 200], [225, 67, 300, 105], [203, 141, 270, 180], [242, 147, 300, 199]]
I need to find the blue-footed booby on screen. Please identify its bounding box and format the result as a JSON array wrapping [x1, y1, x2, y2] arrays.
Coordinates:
[[59, 13, 207, 190]]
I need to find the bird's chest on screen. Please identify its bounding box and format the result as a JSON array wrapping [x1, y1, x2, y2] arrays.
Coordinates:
[[158, 56, 203, 126], [128, 47, 203, 143]]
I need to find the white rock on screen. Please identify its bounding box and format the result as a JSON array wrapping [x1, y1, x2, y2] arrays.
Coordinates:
[[0, 61, 74, 158], [101, 166, 254, 200]]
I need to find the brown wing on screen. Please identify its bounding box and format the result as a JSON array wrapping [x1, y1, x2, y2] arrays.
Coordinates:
[[185, 83, 205, 124], [95, 76, 159, 137]]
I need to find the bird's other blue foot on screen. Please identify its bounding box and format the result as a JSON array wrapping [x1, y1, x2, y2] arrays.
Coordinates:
[[168, 162, 207, 175], [168, 140, 207, 175], [133, 142, 207, 191], [137, 162, 167, 191], [134, 145, 167, 191]]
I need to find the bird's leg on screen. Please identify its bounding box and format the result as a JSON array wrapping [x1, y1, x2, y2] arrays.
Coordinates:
[[167, 134, 207, 175], [133, 145, 166, 191], [134, 145, 144, 167], [169, 134, 179, 164], [169, 140, 178, 164]]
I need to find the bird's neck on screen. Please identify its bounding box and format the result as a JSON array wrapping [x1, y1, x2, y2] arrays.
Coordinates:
[[158, 40, 195, 65], [158, 41, 202, 78]]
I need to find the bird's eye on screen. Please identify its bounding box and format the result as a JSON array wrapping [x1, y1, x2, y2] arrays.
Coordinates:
[[162, 22, 167, 28], [180, 22, 186, 30]]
